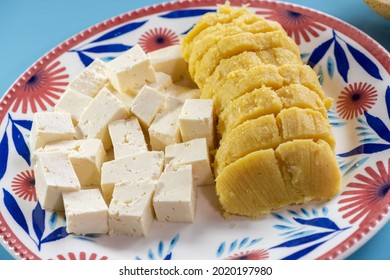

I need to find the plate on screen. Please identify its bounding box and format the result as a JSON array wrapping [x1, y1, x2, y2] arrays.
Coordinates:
[[1, 0, 389, 260]]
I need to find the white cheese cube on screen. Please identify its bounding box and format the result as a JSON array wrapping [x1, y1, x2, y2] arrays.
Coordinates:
[[76, 87, 129, 149], [148, 97, 183, 151], [54, 88, 93, 124], [179, 99, 215, 148], [108, 117, 148, 159], [63, 189, 108, 235], [165, 138, 214, 186], [108, 181, 155, 236], [29, 112, 76, 151], [43, 139, 106, 186], [130, 85, 166, 127], [34, 152, 80, 211], [113, 90, 135, 111], [101, 151, 164, 204], [68, 59, 108, 98], [164, 84, 200, 100], [105, 44, 156, 93], [147, 72, 173, 91], [153, 165, 195, 223], [148, 45, 187, 82]]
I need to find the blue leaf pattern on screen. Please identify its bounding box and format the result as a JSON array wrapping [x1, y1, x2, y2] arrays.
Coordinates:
[[287, 230, 317, 239], [364, 112, 390, 142], [0, 132, 8, 180], [216, 237, 263, 258], [181, 24, 194, 35], [137, 234, 180, 260], [32, 202, 45, 243], [346, 42, 382, 80], [3, 189, 29, 234], [327, 56, 335, 78], [307, 38, 334, 68], [334, 39, 349, 83], [271, 231, 334, 248], [80, 44, 132, 53], [41, 226, 68, 244], [148, 248, 155, 260], [158, 241, 164, 258], [217, 242, 225, 258], [272, 212, 294, 224], [239, 237, 249, 249], [49, 212, 58, 230], [229, 239, 238, 252], [77, 51, 94, 67], [247, 238, 262, 248], [274, 225, 294, 230], [386, 86, 390, 120], [90, 21, 147, 43], [343, 157, 369, 176], [338, 143, 390, 157], [12, 122, 30, 166], [159, 9, 215, 18], [100, 56, 116, 62], [12, 119, 32, 130], [282, 241, 326, 260], [169, 234, 180, 253], [294, 217, 340, 231]]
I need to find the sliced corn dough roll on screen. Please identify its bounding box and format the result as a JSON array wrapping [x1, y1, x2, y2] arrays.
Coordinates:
[[181, 4, 251, 60], [202, 52, 262, 99], [213, 64, 331, 115], [215, 108, 335, 176], [276, 84, 328, 118], [213, 64, 284, 115], [186, 14, 283, 67], [279, 64, 332, 110], [276, 107, 336, 150], [218, 85, 328, 136], [193, 30, 300, 87], [201, 48, 302, 98], [218, 87, 283, 136], [216, 140, 341, 217], [188, 26, 256, 79], [216, 148, 301, 217], [275, 139, 341, 202], [214, 114, 281, 176]]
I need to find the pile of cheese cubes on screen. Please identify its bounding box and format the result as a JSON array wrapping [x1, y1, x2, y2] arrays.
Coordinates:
[[30, 44, 215, 237]]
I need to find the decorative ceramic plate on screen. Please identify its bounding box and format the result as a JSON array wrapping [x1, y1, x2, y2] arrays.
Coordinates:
[[1, 0, 389, 260]]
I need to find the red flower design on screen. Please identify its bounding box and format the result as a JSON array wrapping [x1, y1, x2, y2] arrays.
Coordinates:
[[12, 60, 69, 114], [338, 159, 390, 225], [54, 252, 108, 260], [336, 82, 377, 120], [138, 27, 180, 53], [256, 8, 326, 45], [11, 170, 37, 202], [226, 249, 269, 260]]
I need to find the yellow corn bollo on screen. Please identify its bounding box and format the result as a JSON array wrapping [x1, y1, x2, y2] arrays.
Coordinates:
[[181, 4, 341, 217]]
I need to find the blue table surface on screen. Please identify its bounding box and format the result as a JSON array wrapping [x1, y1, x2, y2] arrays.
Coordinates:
[[0, 0, 389, 260]]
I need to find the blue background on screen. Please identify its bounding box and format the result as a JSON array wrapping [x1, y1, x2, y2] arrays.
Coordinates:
[[0, 0, 389, 260]]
